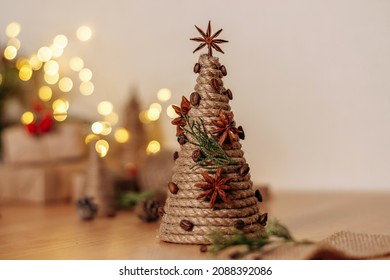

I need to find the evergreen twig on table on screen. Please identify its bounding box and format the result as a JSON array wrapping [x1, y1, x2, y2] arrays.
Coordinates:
[[182, 115, 236, 169], [117, 191, 154, 209]]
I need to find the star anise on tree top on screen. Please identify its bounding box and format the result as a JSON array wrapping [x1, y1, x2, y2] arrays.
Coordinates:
[[190, 21, 228, 56], [212, 111, 240, 145], [171, 96, 191, 136], [195, 168, 233, 209]]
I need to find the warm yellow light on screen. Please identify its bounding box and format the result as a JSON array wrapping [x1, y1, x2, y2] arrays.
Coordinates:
[[100, 122, 112, 136], [5, 22, 21, 38], [29, 54, 42, 70], [21, 111, 34, 125], [4, 45, 17, 60], [147, 107, 160, 121], [91, 121, 104, 134], [38, 86, 52, 102], [19, 65, 33, 81], [149, 102, 162, 113], [37, 46, 52, 62], [0, 74, 3, 85], [95, 139, 109, 158], [8, 38, 21, 50], [157, 88, 172, 102], [104, 112, 118, 125], [114, 128, 130, 143], [69, 57, 84, 71], [146, 140, 161, 155], [167, 104, 179, 118], [85, 133, 99, 144], [50, 44, 64, 58], [53, 34, 68, 49], [16, 58, 30, 70], [44, 73, 59, 85], [79, 81, 94, 95], [79, 68, 92, 82], [52, 98, 68, 113], [76, 25, 92, 42], [44, 60, 59, 75], [139, 110, 151, 124], [97, 101, 113, 116], [53, 113, 67, 122], [58, 77, 73, 92]]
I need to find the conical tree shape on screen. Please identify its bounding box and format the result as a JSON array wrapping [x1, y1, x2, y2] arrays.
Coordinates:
[[159, 22, 265, 245]]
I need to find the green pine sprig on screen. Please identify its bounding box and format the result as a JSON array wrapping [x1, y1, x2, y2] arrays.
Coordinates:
[[181, 115, 236, 169]]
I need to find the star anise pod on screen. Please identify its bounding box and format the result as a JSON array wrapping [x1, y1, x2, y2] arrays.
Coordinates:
[[190, 21, 228, 56], [195, 168, 233, 209], [171, 96, 191, 135], [212, 112, 240, 145]]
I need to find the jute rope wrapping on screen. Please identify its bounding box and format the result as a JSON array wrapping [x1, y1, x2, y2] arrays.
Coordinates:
[[159, 54, 264, 244]]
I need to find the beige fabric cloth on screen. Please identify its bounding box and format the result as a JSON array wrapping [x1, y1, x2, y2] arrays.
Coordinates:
[[219, 231, 390, 260]]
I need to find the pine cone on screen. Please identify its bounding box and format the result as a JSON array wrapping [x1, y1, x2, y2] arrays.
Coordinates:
[[135, 193, 166, 222]]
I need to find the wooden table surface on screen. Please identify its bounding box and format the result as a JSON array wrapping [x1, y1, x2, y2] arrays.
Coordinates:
[[0, 190, 389, 260]]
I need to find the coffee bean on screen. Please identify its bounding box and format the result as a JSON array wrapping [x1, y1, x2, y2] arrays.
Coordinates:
[[234, 219, 245, 229], [200, 245, 208, 253], [240, 163, 250, 177], [180, 219, 194, 231], [158, 207, 165, 217], [258, 213, 268, 226], [211, 78, 219, 91], [173, 151, 179, 161], [192, 149, 202, 163], [238, 126, 245, 140], [168, 182, 179, 194], [194, 63, 201, 73], [220, 65, 227, 76], [190, 92, 201, 106], [255, 189, 263, 202], [226, 89, 233, 100]]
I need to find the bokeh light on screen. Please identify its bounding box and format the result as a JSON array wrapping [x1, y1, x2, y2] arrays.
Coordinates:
[[58, 77, 73, 92], [4, 45, 17, 60], [97, 101, 114, 116], [21, 111, 34, 125], [95, 139, 109, 158], [37, 46, 52, 62], [50, 44, 64, 58], [69, 57, 84, 71], [53, 34, 68, 49], [147, 107, 160, 121], [157, 88, 172, 102], [16, 58, 30, 70], [104, 112, 119, 125], [53, 113, 67, 122], [146, 140, 161, 155], [8, 38, 21, 50], [44, 60, 59, 75], [38, 86, 52, 102], [5, 22, 21, 38], [19, 65, 33, 81], [76, 26, 92, 42], [79, 81, 94, 95], [91, 121, 104, 134], [149, 102, 162, 113], [52, 98, 69, 113], [85, 133, 99, 144], [100, 122, 112, 136], [139, 110, 150, 124], [44, 73, 59, 85], [79, 68, 92, 82], [29, 54, 42, 70], [114, 128, 130, 143]]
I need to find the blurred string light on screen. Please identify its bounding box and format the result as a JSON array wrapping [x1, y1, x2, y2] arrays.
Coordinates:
[[97, 101, 113, 116], [157, 88, 172, 102], [146, 140, 160, 155], [166, 104, 179, 118], [76, 25, 92, 42], [29, 54, 42, 70], [91, 121, 104, 134], [53, 34, 68, 48], [44, 73, 59, 84], [105, 112, 118, 125], [37, 46, 52, 62], [69, 56, 84, 71], [19, 65, 33, 81], [79, 81, 94, 95], [95, 139, 109, 157], [58, 77, 73, 92], [5, 22, 21, 38], [85, 133, 99, 144], [4, 45, 17, 60], [114, 128, 129, 143], [21, 111, 34, 125], [38, 86, 52, 102], [44, 60, 59, 75], [8, 38, 21, 50], [79, 68, 92, 82]]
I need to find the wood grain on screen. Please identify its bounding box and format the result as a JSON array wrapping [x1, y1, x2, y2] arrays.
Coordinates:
[[0, 190, 389, 259]]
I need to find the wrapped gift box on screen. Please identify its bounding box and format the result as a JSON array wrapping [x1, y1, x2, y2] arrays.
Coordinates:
[[0, 160, 86, 203], [2, 121, 86, 164]]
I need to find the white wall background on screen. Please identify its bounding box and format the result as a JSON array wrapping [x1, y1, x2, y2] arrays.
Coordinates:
[[1, 0, 390, 191]]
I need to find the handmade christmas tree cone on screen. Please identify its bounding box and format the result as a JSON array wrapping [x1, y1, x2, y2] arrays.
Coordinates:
[[159, 21, 266, 245]]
